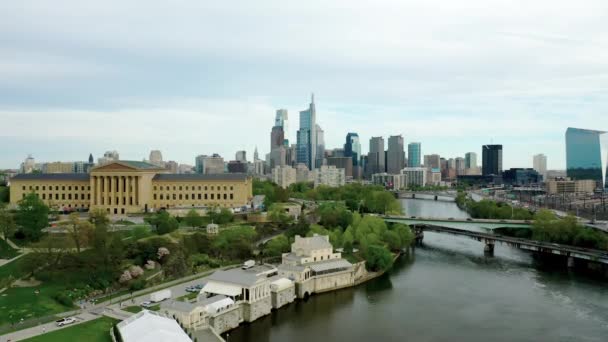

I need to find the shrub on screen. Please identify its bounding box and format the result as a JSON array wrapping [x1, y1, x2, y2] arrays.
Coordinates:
[[129, 278, 147, 291], [54, 293, 74, 307]]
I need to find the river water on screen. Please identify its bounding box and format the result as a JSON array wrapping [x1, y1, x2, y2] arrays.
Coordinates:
[[228, 199, 608, 342]]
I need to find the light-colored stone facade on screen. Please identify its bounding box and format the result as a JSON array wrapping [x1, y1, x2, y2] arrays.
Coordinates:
[[9, 161, 253, 214]]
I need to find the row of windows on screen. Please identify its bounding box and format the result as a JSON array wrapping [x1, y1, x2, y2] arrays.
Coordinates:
[[153, 185, 234, 191], [23, 185, 90, 191], [153, 193, 234, 201], [24, 193, 90, 201]]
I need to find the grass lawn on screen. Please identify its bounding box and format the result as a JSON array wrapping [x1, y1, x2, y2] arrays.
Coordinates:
[[21, 317, 118, 342], [123, 306, 142, 314], [0, 282, 75, 325], [176, 292, 198, 302], [0, 253, 36, 286], [0, 239, 20, 259]]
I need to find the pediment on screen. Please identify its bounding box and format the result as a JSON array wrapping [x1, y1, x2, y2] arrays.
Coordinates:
[[91, 162, 138, 172]]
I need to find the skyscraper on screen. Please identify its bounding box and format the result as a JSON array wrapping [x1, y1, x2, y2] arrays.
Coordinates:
[[455, 157, 465, 176], [297, 94, 317, 170], [149, 150, 163, 166], [235, 150, 247, 162], [424, 154, 441, 169], [368, 136, 385, 176], [387, 135, 405, 174], [482, 145, 503, 176], [315, 124, 325, 168], [275, 109, 289, 146], [408, 142, 421, 167], [270, 126, 285, 151], [344, 133, 361, 166], [533, 154, 547, 180], [565, 128, 608, 189], [465, 152, 478, 169]]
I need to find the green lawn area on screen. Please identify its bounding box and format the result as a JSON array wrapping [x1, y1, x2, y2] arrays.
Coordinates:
[[0, 239, 20, 259], [0, 253, 36, 286], [123, 306, 142, 314], [22, 317, 118, 342], [176, 292, 198, 302], [0, 282, 75, 325]]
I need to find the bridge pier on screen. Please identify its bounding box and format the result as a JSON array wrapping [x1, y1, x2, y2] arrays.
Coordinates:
[[414, 227, 424, 245], [567, 256, 575, 268], [412, 194, 416, 199], [484, 240, 495, 256], [434, 195, 438, 201]]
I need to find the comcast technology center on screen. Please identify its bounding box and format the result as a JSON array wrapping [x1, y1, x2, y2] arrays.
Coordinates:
[[565, 127, 608, 190]]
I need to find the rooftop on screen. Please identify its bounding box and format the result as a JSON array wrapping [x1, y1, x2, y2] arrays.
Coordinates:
[[153, 173, 248, 181], [117, 310, 191, 342], [11, 173, 90, 181], [293, 234, 332, 252], [206, 264, 277, 287]]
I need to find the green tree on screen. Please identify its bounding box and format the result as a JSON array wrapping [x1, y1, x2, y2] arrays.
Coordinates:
[[212, 226, 257, 260], [317, 202, 353, 229], [16, 193, 49, 241], [89, 208, 110, 229], [268, 204, 293, 225], [365, 245, 393, 271], [208, 208, 234, 225], [263, 235, 290, 257], [393, 223, 414, 249], [0, 186, 9, 204], [184, 209, 204, 228], [382, 230, 401, 251], [61, 212, 93, 253], [0, 207, 16, 241], [342, 228, 354, 253], [164, 248, 190, 278], [147, 211, 179, 235]]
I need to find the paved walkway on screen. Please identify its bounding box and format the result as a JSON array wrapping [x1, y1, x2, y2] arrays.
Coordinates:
[[0, 264, 237, 342]]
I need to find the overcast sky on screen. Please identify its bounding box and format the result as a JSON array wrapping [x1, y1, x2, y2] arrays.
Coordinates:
[[1, 0, 607, 169]]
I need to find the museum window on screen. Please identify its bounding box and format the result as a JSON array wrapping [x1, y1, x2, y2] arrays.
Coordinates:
[[179, 186, 182, 191], [179, 194, 182, 200], [154, 186, 157, 191], [185, 194, 188, 200], [62, 194, 66, 200], [223, 194, 227, 200], [204, 186, 208, 191], [198, 194, 201, 200], [68, 186, 71, 191], [160, 194, 164, 200], [205, 194, 208, 200], [62, 186, 65, 190], [42, 194, 46, 200], [198, 186, 201, 190], [230, 194, 234, 200], [211, 194, 214, 200], [230, 186, 233, 191], [68, 194, 72, 200], [153, 194, 157, 200], [42, 186, 46, 191], [55, 194, 59, 200]]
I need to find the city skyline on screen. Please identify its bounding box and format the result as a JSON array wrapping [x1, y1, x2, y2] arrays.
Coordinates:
[[2, 1, 607, 169]]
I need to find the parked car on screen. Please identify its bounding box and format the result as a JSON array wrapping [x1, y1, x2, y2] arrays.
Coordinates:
[[141, 301, 153, 308], [56, 317, 76, 327], [466, 218, 473, 222], [149, 289, 172, 303]]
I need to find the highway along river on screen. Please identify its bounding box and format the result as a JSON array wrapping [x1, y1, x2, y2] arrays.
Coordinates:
[[228, 199, 608, 342]]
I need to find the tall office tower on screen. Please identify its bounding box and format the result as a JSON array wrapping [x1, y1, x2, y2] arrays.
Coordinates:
[[465, 152, 478, 169], [566, 128, 608, 189], [532, 153, 547, 181], [455, 157, 465, 175], [368, 136, 385, 176], [271, 126, 285, 151], [423, 154, 441, 169], [387, 135, 405, 174], [149, 150, 163, 166], [275, 109, 289, 146], [296, 94, 317, 170], [235, 150, 247, 162], [482, 144, 503, 176], [88, 153, 94, 164], [344, 133, 362, 166], [315, 124, 325, 168], [408, 142, 421, 167]]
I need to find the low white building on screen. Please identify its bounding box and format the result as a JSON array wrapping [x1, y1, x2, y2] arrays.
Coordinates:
[[314, 165, 346, 188], [372, 173, 402, 190], [206, 223, 219, 235], [116, 310, 191, 342], [272, 165, 296, 189]]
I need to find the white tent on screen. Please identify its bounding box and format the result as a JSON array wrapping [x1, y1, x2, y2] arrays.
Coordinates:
[[117, 310, 191, 342]]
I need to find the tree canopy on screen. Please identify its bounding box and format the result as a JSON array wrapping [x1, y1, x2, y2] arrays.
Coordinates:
[[16, 193, 49, 241]]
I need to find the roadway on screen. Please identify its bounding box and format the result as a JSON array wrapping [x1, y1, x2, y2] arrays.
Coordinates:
[[0, 265, 236, 342]]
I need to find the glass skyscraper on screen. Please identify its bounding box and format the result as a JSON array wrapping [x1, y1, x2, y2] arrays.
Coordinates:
[[408, 142, 421, 167], [344, 133, 361, 166], [482, 144, 503, 176], [566, 127, 608, 189], [275, 109, 289, 146], [296, 94, 317, 170]]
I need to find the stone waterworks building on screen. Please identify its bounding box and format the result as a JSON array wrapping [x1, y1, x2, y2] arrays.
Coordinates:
[[9, 161, 253, 214]]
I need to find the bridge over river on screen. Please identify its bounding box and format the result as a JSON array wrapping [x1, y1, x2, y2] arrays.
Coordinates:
[[383, 215, 532, 231], [383, 215, 608, 267]]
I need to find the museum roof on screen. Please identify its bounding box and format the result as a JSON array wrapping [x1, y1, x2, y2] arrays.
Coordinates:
[[152, 173, 248, 181], [11, 173, 90, 181]]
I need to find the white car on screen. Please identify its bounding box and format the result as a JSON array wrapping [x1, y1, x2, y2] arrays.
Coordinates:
[[56, 317, 76, 327], [141, 301, 153, 308]]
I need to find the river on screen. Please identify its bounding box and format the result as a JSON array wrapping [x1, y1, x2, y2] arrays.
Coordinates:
[[228, 199, 608, 342]]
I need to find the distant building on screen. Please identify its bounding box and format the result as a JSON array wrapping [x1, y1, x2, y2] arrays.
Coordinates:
[[295, 163, 313, 183], [98, 150, 119, 165], [149, 150, 163, 167], [272, 165, 296, 189], [326, 157, 353, 179], [368, 137, 385, 177], [275, 109, 289, 146], [227, 160, 248, 173], [407, 142, 421, 167], [195, 154, 224, 174], [482, 144, 503, 176], [235, 150, 247, 163], [372, 173, 402, 190], [20, 155, 37, 174], [427, 168, 442, 186], [533, 154, 547, 181], [455, 157, 465, 176], [387, 135, 405, 174], [314, 165, 345, 188], [296, 94, 318, 170], [206, 223, 219, 235], [42, 162, 75, 174], [424, 154, 441, 170], [315, 124, 325, 168], [344, 132, 362, 168], [165, 161, 178, 173], [502, 168, 542, 186], [400, 167, 427, 188], [565, 127, 607, 189], [465, 152, 478, 169], [546, 179, 597, 194]]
